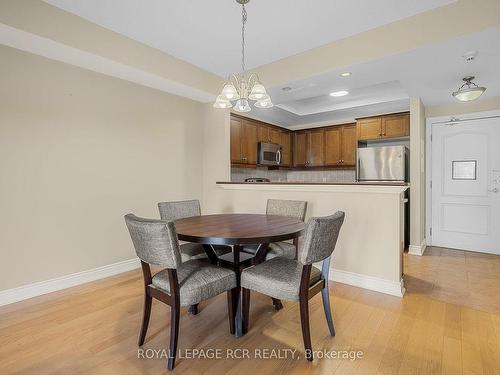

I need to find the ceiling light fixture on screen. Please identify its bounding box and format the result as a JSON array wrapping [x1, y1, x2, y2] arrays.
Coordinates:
[[213, 0, 273, 112], [329, 90, 349, 97], [452, 76, 486, 102], [340, 72, 352, 77]]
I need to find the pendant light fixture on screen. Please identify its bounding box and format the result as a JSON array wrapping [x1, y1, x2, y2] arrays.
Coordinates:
[[213, 0, 273, 112], [452, 76, 486, 102]]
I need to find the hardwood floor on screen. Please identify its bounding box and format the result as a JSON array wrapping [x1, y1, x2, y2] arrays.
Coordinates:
[[405, 246, 500, 315], [0, 248, 499, 374]]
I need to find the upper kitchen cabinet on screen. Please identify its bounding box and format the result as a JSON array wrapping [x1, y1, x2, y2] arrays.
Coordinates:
[[357, 117, 382, 140], [257, 123, 282, 144], [241, 120, 258, 164], [307, 128, 325, 166], [293, 131, 308, 167], [230, 116, 243, 164], [382, 113, 409, 138], [230, 114, 291, 167], [269, 128, 281, 144], [257, 124, 269, 143], [230, 116, 258, 165], [293, 129, 325, 167], [341, 125, 357, 166], [356, 112, 409, 141], [280, 131, 292, 167], [325, 124, 356, 167]]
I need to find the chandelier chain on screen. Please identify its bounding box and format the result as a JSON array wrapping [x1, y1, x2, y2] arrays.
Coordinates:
[[241, 4, 247, 73]]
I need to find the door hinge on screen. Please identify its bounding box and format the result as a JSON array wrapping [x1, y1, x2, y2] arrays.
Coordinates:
[[430, 180, 432, 189], [430, 227, 432, 236], [430, 134, 432, 142]]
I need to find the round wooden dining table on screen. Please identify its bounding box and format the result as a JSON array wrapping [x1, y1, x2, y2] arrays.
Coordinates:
[[174, 213, 305, 337]]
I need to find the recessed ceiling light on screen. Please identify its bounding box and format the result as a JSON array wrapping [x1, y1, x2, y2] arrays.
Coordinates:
[[340, 72, 352, 77], [329, 90, 349, 97]]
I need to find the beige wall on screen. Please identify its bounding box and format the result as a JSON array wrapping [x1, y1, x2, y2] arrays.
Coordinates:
[[409, 98, 426, 251], [0, 46, 205, 290], [0, 0, 221, 98]]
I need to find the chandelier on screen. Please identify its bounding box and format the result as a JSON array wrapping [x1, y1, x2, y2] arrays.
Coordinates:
[[213, 0, 273, 112]]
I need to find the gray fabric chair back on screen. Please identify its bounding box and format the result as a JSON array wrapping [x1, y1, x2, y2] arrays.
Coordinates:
[[158, 200, 201, 221], [298, 211, 345, 265], [125, 214, 182, 268], [266, 199, 307, 221]]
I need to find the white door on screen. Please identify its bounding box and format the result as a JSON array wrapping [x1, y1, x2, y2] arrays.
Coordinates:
[[431, 117, 500, 254]]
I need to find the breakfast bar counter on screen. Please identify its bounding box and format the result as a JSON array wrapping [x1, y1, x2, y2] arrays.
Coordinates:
[[209, 181, 409, 297]]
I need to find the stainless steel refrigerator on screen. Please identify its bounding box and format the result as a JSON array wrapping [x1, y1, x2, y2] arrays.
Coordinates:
[[357, 145, 408, 182]]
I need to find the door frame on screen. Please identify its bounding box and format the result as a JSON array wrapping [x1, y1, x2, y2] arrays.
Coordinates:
[[425, 109, 500, 247]]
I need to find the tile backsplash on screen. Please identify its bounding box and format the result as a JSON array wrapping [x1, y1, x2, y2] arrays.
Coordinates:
[[231, 167, 356, 183]]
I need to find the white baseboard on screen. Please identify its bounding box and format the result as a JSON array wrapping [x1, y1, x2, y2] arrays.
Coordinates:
[[329, 268, 405, 297], [0, 258, 141, 307], [408, 240, 427, 256]]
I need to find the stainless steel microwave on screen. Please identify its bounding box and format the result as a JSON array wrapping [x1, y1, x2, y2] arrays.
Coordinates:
[[258, 142, 282, 166]]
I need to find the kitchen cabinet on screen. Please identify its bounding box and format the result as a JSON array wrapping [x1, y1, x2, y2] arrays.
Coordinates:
[[357, 117, 382, 140], [325, 127, 341, 166], [231, 115, 291, 166], [341, 125, 357, 166], [293, 129, 325, 167], [357, 113, 409, 141], [241, 120, 258, 164], [325, 124, 357, 167], [257, 124, 282, 144], [280, 131, 291, 166], [293, 131, 307, 167], [257, 125, 269, 143], [382, 114, 409, 138], [269, 128, 281, 144], [230, 117, 257, 164], [230, 116, 243, 164], [307, 129, 325, 166]]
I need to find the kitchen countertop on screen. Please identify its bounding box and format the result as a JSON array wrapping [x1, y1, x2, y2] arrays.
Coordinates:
[[217, 181, 408, 186]]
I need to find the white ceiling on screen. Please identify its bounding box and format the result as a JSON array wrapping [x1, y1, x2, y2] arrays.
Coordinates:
[[251, 26, 500, 127], [44, 0, 453, 77], [40, 0, 498, 128]]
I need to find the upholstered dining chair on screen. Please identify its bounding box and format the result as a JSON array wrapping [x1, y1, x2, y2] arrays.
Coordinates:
[[241, 199, 307, 310], [240, 211, 345, 361], [242, 199, 307, 261], [125, 214, 238, 371], [158, 200, 231, 262]]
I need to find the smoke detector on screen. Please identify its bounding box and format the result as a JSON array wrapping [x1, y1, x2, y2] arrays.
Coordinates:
[[462, 51, 477, 62]]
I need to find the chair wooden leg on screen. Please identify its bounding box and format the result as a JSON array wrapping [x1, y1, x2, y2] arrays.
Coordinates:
[[241, 287, 251, 335], [271, 298, 283, 311], [227, 288, 239, 335], [299, 294, 313, 361], [138, 294, 152, 346], [188, 304, 199, 315], [321, 286, 335, 336], [167, 302, 180, 370]]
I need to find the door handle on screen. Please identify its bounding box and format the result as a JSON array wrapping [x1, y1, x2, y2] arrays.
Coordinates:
[[488, 188, 499, 193]]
